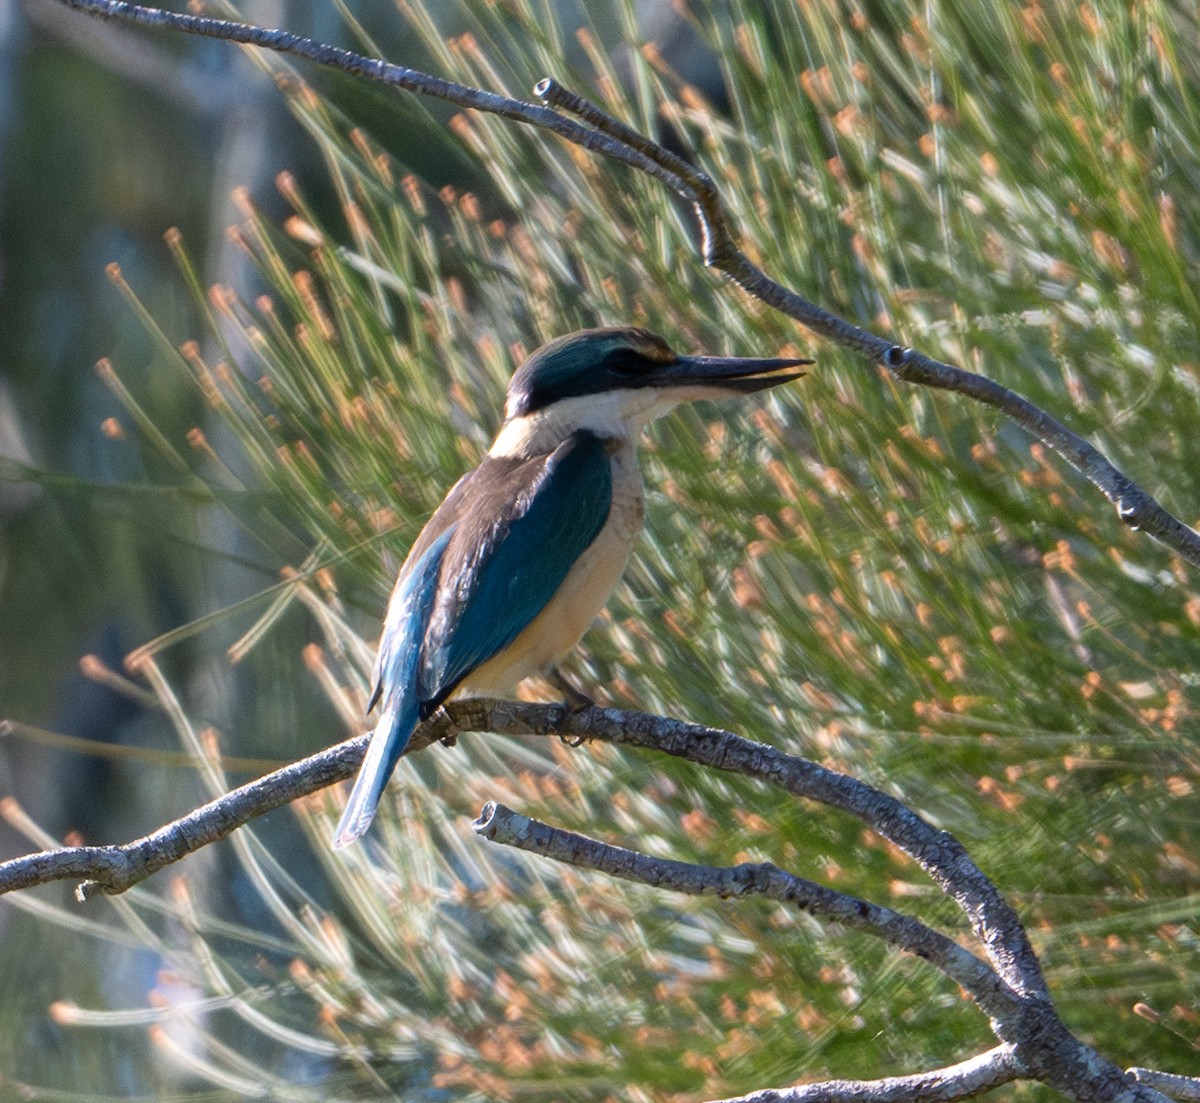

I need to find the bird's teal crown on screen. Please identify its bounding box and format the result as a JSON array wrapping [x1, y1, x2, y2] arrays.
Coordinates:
[[505, 328, 677, 419]]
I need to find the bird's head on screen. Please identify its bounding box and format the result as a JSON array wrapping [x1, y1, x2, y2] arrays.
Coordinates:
[[494, 327, 809, 455]]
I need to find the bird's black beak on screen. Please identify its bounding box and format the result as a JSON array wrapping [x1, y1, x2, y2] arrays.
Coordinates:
[[647, 352, 810, 395]]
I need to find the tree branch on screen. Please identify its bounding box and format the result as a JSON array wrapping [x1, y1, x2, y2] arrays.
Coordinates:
[[0, 701, 1037, 1001], [52, 0, 1200, 570], [706, 1044, 1020, 1103], [473, 801, 1019, 1025], [3, 701, 1170, 1098], [0, 730, 367, 901], [451, 700, 1047, 1002], [1127, 1071, 1200, 1103]]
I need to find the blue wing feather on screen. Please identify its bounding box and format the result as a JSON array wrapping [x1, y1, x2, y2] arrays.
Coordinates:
[[418, 432, 612, 707], [334, 431, 613, 847]]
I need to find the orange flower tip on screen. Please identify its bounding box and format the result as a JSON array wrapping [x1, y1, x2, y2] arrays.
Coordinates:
[[100, 416, 125, 440], [0, 795, 19, 818], [292, 81, 319, 110], [49, 1002, 79, 1025], [178, 339, 200, 359], [186, 428, 206, 448], [79, 653, 107, 679], [207, 284, 233, 313], [64, 829, 84, 847], [302, 643, 325, 673], [317, 1004, 339, 1027], [230, 185, 253, 216], [1132, 1001, 1160, 1023], [94, 357, 115, 378], [104, 261, 122, 281], [163, 226, 183, 248], [284, 217, 322, 246]]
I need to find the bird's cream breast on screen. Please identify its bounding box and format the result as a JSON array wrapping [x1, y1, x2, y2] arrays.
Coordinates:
[[455, 442, 644, 696]]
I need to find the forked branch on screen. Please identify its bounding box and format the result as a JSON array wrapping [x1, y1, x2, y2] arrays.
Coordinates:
[[0, 702, 1189, 1101]]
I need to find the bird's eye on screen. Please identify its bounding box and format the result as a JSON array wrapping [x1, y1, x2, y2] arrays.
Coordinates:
[[604, 349, 663, 377]]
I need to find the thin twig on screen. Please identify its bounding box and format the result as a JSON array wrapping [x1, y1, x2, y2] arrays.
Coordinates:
[[706, 1044, 1020, 1103], [54, 0, 688, 193], [2, 701, 1030, 994], [474, 801, 1019, 1024], [1128, 1070, 1200, 1103], [1, 701, 1037, 995]]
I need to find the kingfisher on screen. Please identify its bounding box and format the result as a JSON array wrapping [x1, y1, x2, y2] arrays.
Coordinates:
[[333, 327, 808, 848]]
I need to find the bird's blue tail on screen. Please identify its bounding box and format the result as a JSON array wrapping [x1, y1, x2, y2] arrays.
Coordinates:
[[332, 689, 420, 849], [332, 529, 454, 850]]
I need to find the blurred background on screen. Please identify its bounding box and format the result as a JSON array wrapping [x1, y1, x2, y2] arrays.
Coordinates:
[[1, 0, 1199, 1099]]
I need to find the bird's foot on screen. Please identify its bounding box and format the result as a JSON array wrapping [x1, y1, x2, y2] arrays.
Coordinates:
[[548, 667, 595, 712], [548, 668, 595, 746], [429, 705, 458, 747]]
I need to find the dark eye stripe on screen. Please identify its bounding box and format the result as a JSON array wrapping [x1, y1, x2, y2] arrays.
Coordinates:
[[506, 329, 680, 418], [601, 349, 668, 377]]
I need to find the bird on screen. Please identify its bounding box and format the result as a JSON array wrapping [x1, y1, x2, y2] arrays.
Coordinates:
[[333, 327, 808, 848]]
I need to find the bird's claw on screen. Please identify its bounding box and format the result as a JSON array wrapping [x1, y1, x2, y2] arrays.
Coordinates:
[[548, 667, 595, 713], [430, 705, 458, 747]]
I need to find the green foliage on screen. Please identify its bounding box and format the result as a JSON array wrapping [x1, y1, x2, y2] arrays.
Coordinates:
[[10, 0, 1200, 1099]]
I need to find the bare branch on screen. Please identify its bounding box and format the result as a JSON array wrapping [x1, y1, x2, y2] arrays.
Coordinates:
[[533, 79, 1200, 566], [52, 0, 687, 194], [1128, 1070, 1200, 1103], [52, 0, 1197, 566], [0, 709, 1177, 1102], [24, 0, 227, 115], [706, 1044, 1020, 1103], [446, 700, 1047, 1001], [2, 701, 1039, 1000], [474, 801, 1019, 1024], [0, 731, 367, 901]]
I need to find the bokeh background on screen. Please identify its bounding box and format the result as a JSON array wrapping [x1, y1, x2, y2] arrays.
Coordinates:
[[2, 1, 1199, 1099]]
